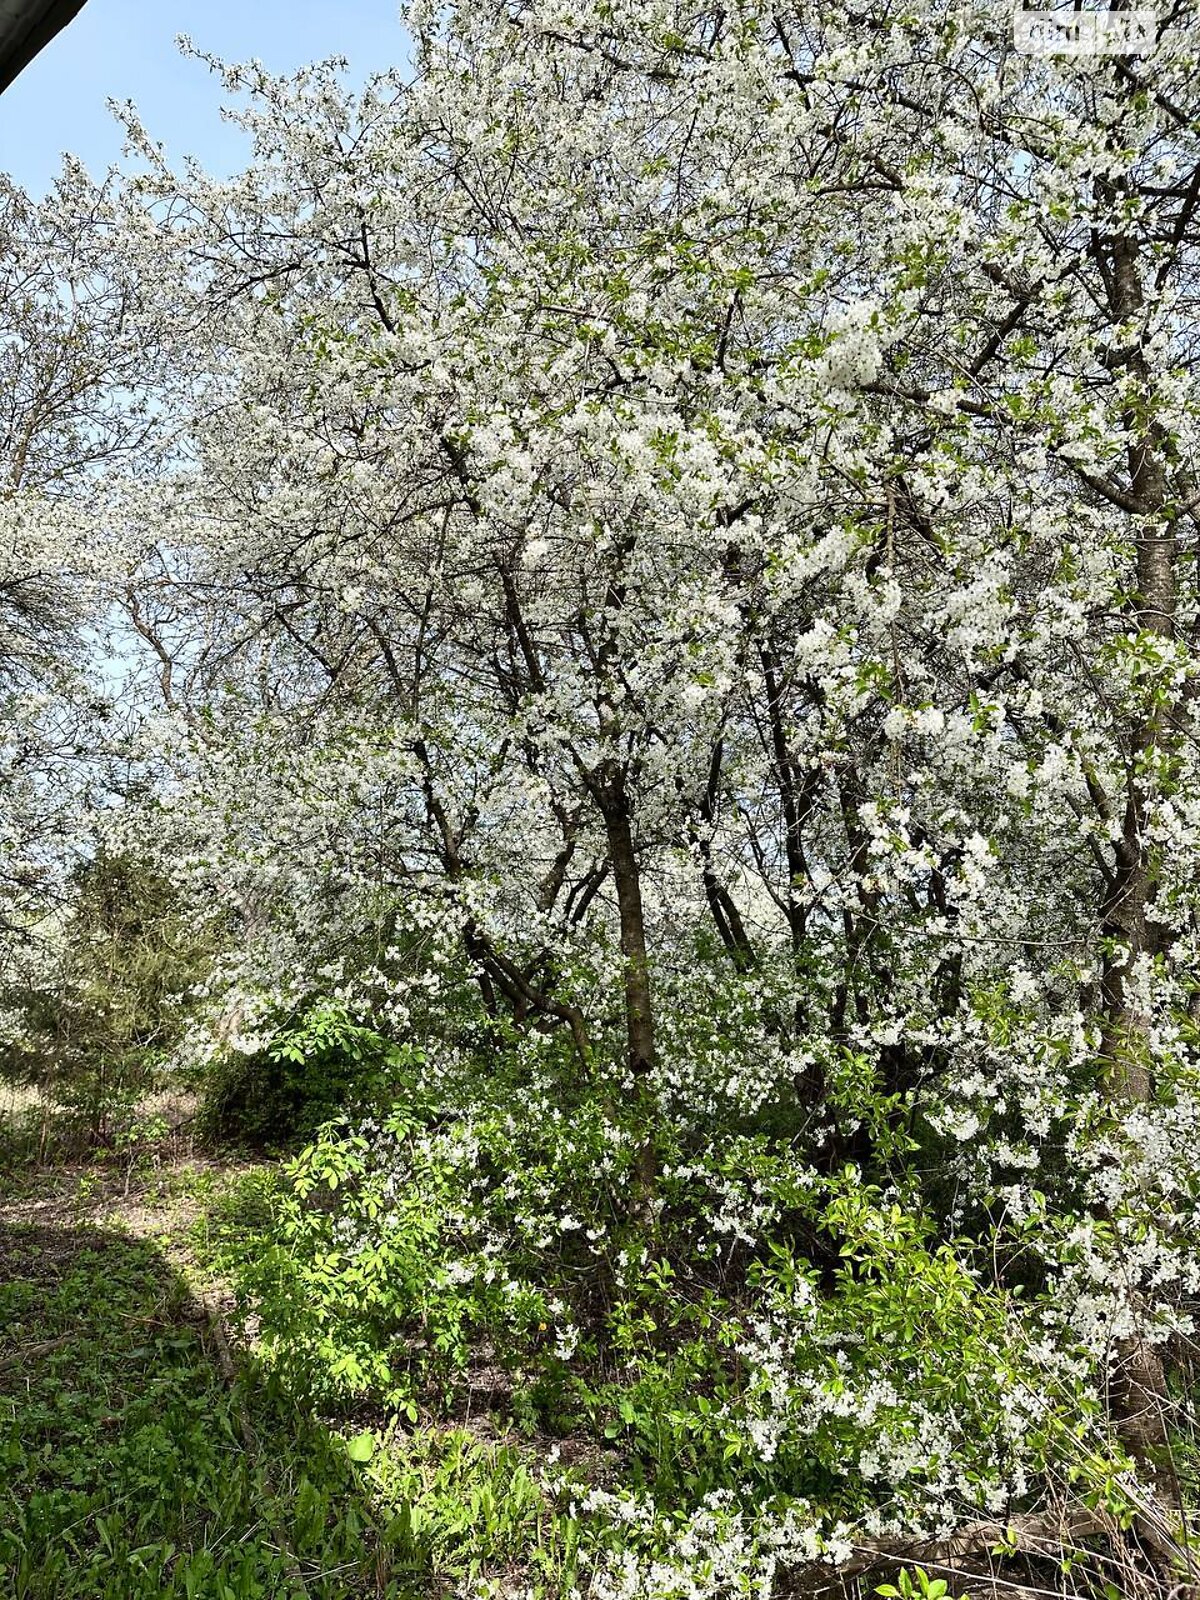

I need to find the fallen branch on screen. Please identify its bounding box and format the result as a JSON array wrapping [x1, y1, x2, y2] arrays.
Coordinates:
[[774, 1508, 1109, 1596], [0, 1332, 73, 1371]]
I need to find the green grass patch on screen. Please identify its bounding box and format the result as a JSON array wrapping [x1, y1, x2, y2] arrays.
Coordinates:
[[0, 1219, 396, 1599], [0, 1204, 586, 1598]]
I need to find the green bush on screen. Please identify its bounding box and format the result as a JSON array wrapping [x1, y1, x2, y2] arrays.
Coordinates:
[[197, 1000, 415, 1147], [213, 1031, 1106, 1535], [0, 849, 212, 1146]]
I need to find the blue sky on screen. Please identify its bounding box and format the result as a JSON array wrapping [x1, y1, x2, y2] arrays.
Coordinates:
[[0, 0, 410, 196]]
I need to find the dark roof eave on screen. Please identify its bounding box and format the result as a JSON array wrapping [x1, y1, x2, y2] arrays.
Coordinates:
[[0, 0, 86, 95]]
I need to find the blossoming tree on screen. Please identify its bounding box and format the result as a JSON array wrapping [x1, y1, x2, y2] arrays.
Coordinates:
[[98, 1, 1200, 1590]]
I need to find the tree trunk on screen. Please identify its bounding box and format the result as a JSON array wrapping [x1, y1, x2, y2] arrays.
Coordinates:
[[1092, 182, 1178, 1485], [596, 761, 657, 1206]]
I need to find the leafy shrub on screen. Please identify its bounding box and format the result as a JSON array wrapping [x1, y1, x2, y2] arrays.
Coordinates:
[[221, 1032, 1113, 1542], [197, 1000, 415, 1147]]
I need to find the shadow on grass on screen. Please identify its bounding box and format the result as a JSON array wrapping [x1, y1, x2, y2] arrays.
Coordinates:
[[0, 1219, 418, 1600]]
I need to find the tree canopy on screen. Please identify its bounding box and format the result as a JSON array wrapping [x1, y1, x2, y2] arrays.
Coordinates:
[[5, 3, 1200, 1595]]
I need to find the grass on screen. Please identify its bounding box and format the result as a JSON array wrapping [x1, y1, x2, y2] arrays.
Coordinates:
[[0, 1219, 395, 1599], [0, 1128, 584, 1600]]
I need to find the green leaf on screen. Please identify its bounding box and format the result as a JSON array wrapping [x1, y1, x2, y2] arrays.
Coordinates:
[[346, 1431, 375, 1463]]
